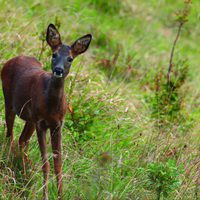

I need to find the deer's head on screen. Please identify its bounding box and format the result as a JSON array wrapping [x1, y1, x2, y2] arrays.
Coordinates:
[[46, 24, 92, 78]]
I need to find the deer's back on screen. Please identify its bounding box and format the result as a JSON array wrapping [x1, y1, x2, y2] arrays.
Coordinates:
[[2, 55, 42, 78], [1, 56, 50, 121]]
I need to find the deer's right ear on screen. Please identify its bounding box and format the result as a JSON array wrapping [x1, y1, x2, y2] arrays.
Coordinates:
[[46, 24, 62, 51]]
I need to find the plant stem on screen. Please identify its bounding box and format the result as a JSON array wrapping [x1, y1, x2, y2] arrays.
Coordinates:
[[167, 22, 183, 85], [157, 187, 162, 200], [38, 40, 46, 61]]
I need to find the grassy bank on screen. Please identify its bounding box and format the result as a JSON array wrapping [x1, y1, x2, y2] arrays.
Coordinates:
[[0, 0, 199, 199]]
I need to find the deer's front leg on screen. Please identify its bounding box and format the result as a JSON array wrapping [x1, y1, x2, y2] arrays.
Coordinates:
[[36, 122, 49, 200], [50, 122, 62, 199]]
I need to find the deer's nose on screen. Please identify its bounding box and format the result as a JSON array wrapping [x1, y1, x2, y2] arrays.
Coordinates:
[[53, 67, 64, 78]]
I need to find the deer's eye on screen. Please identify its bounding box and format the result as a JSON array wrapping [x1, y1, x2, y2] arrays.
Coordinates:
[[67, 57, 73, 62], [52, 53, 57, 59]]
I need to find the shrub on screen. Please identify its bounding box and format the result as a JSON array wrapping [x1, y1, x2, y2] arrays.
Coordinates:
[[138, 159, 184, 200], [148, 60, 189, 127], [88, 0, 122, 14]]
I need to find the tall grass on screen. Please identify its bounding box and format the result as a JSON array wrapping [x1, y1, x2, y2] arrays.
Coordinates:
[[0, 0, 199, 199]]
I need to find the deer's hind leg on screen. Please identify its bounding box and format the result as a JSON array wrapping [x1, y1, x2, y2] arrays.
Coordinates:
[[19, 121, 35, 173], [19, 122, 35, 149], [5, 108, 15, 139], [3, 87, 16, 140]]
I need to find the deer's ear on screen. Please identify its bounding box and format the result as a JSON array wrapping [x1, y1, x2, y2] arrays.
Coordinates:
[[46, 24, 62, 50], [71, 34, 92, 58]]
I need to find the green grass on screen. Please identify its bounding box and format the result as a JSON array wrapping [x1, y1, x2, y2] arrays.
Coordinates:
[[0, 0, 200, 199]]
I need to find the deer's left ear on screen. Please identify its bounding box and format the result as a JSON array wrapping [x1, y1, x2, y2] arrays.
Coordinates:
[[71, 34, 92, 58], [46, 24, 62, 51]]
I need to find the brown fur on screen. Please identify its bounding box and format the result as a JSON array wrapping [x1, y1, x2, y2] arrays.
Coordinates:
[[1, 23, 92, 200], [1, 55, 66, 199]]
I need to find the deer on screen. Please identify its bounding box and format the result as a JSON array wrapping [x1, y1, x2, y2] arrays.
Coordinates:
[[1, 24, 92, 200]]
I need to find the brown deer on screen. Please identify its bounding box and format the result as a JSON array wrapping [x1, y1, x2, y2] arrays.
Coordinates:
[[1, 24, 92, 199]]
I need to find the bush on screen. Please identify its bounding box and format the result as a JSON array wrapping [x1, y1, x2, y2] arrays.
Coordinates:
[[88, 0, 122, 14], [138, 159, 184, 200], [147, 60, 189, 127]]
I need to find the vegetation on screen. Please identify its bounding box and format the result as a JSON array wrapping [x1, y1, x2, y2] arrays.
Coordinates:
[[0, 0, 199, 199]]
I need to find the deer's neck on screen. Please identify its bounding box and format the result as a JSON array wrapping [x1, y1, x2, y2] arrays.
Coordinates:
[[47, 75, 65, 111]]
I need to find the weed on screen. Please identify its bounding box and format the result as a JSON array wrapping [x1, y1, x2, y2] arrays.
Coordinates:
[[0, 0, 199, 199], [147, 1, 192, 130], [138, 159, 184, 200]]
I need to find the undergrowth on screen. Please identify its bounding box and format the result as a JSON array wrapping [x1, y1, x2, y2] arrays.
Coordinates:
[[0, 0, 199, 199]]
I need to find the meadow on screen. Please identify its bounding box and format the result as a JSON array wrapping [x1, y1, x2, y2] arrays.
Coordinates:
[[0, 0, 199, 199]]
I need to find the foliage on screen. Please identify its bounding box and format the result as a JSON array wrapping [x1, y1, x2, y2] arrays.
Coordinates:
[[138, 159, 184, 199], [148, 60, 189, 127], [0, 0, 199, 199], [88, 0, 122, 14], [147, 0, 192, 130]]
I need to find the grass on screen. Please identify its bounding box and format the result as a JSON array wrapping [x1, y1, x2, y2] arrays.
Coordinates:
[[0, 0, 200, 199]]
